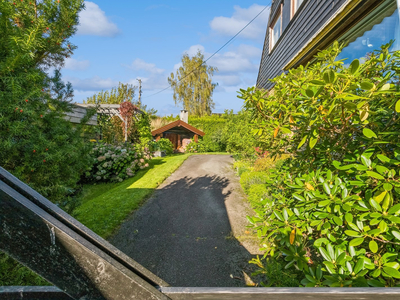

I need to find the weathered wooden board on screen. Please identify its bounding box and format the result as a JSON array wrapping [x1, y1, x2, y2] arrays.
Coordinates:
[[0, 286, 73, 300], [160, 287, 400, 300], [0, 166, 169, 289]]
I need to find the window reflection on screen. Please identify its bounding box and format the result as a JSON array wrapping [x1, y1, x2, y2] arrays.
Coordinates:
[[337, 4, 400, 62], [295, 0, 304, 11], [271, 15, 282, 49]]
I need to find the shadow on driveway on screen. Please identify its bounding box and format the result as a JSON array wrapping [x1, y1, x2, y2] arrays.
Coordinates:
[[109, 155, 258, 287]]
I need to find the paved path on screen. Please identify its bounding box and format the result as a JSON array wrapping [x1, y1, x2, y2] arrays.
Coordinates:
[[109, 155, 261, 287]]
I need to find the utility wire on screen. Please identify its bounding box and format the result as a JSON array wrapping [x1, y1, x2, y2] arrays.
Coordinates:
[[143, 4, 270, 99]]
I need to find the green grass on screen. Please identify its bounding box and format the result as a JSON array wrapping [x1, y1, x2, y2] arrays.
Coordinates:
[[1, 152, 224, 286], [73, 153, 191, 238], [0, 253, 50, 286]]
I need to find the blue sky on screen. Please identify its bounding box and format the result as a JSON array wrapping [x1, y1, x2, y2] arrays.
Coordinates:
[[62, 1, 271, 116]]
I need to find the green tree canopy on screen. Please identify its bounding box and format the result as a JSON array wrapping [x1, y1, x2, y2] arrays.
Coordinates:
[[168, 50, 218, 116], [0, 0, 92, 206], [84, 82, 136, 104]]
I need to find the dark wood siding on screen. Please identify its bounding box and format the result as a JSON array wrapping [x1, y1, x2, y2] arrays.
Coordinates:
[[257, 0, 347, 90]]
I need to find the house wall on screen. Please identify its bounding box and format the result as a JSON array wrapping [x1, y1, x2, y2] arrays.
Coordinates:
[[257, 0, 347, 90]]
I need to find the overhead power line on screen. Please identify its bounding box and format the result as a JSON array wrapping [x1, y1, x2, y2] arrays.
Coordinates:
[[143, 4, 270, 99]]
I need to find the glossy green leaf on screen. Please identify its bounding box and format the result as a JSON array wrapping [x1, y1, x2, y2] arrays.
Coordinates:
[[293, 194, 305, 201], [310, 80, 326, 86], [323, 182, 331, 195], [319, 247, 332, 261], [377, 154, 390, 163], [354, 257, 365, 274], [345, 213, 353, 224], [361, 155, 371, 167], [379, 220, 387, 232], [305, 89, 315, 98], [360, 81, 374, 90], [349, 59, 360, 75], [363, 128, 377, 139], [366, 171, 384, 180], [349, 237, 364, 247], [383, 267, 400, 278], [273, 211, 284, 221], [309, 136, 318, 149], [369, 199, 382, 212], [383, 183, 393, 191], [388, 204, 400, 214], [396, 99, 400, 113], [369, 240, 378, 253], [368, 279, 385, 287], [392, 231, 400, 241], [374, 190, 387, 204], [298, 135, 307, 149], [324, 262, 336, 274], [323, 70, 336, 84], [333, 216, 343, 226], [380, 83, 390, 91], [345, 230, 362, 237]]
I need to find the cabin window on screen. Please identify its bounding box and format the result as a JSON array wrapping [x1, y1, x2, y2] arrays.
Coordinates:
[[270, 14, 282, 50], [337, 0, 399, 63], [291, 0, 304, 18]]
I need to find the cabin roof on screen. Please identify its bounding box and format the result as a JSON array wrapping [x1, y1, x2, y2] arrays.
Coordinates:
[[151, 120, 205, 137]]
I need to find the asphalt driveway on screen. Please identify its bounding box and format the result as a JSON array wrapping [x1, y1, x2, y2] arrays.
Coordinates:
[[109, 154, 260, 287]]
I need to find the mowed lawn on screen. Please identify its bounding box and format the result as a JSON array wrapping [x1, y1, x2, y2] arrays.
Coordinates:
[[73, 154, 191, 238]]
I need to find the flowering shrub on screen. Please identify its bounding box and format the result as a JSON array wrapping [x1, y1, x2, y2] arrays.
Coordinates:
[[86, 143, 151, 182]]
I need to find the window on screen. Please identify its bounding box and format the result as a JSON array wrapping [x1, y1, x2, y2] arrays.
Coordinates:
[[291, 0, 304, 18], [270, 14, 282, 50], [337, 1, 399, 63]]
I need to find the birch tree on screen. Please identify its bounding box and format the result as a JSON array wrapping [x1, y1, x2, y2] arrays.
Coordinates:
[[168, 50, 217, 116]]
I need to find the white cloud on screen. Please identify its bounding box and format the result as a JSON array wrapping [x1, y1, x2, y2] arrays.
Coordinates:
[[126, 59, 165, 74], [64, 58, 90, 71], [122, 58, 169, 91], [210, 4, 269, 40], [185, 44, 205, 57], [77, 1, 120, 37], [173, 62, 182, 71], [66, 76, 119, 91], [236, 44, 262, 58], [214, 75, 242, 87], [179, 44, 260, 88], [183, 44, 259, 74], [208, 51, 258, 73]]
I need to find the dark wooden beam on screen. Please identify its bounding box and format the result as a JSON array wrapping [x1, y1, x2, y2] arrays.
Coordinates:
[[0, 167, 169, 300]]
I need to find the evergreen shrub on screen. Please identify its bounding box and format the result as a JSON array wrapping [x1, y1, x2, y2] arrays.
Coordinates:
[[241, 42, 400, 287]]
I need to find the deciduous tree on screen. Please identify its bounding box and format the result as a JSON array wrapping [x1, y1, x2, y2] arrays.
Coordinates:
[[168, 50, 217, 116], [84, 82, 136, 104]]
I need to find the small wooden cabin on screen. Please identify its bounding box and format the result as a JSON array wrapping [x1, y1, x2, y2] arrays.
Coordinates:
[[151, 116, 205, 152]]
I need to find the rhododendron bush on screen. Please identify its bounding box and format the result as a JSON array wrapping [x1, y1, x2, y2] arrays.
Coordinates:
[[85, 143, 152, 182]]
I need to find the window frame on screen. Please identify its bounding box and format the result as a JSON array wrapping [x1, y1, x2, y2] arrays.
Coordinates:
[[269, 4, 283, 53], [291, 0, 304, 19]]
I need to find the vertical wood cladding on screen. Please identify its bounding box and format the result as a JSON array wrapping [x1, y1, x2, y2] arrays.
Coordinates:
[[257, 0, 347, 90]]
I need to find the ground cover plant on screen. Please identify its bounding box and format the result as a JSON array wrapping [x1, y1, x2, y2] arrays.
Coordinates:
[[239, 42, 400, 287]]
